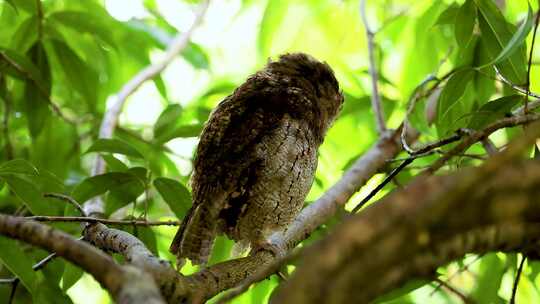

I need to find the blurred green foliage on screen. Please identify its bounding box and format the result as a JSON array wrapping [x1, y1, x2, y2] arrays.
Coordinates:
[[0, 0, 539, 303]]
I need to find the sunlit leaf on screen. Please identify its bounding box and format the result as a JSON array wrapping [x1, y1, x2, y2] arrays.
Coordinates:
[[258, 0, 288, 57], [471, 253, 506, 303], [435, 3, 460, 26], [475, 0, 527, 84], [373, 279, 429, 303], [47, 11, 118, 49], [61, 263, 84, 292], [183, 42, 210, 69]]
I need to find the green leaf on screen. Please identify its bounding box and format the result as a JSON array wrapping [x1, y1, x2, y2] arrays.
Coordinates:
[[24, 42, 51, 138], [49, 40, 98, 111], [0, 47, 45, 83], [153, 177, 192, 220], [72, 170, 146, 203], [0, 159, 39, 175], [483, 3, 534, 67], [436, 69, 475, 125], [467, 95, 521, 130], [0, 237, 37, 293], [475, 0, 527, 84], [101, 154, 129, 172], [47, 11, 118, 49], [153, 104, 183, 139], [455, 0, 476, 46], [10, 16, 38, 53], [86, 138, 143, 158], [61, 263, 83, 292], [373, 279, 429, 303], [154, 123, 204, 144], [2, 0, 18, 12], [471, 253, 506, 303], [183, 42, 209, 69], [0, 174, 51, 215], [435, 3, 460, 26], [105, 167, 147, 215]]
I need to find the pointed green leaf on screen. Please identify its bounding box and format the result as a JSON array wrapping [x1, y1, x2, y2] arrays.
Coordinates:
[[0, 237, 37, 293], [0, 159, 39, 176], [71, 171, 144, 203], [455, 0, 477, 46], [47, 11, 118, 49], [482, 3, 533, 67], [437, 69, 475, 124], [154, 123, 204, 144], [153, 104, 183, 139], [153, 177, 191, 219], [475, 0, 527, 84], [468, 95, 521, 130], [85, 138, 143, 158], [183, 42, 209, 69], [101, 154, 128, 172]]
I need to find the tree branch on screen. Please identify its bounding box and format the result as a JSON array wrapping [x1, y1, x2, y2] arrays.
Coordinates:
[[0, 216, 165, 303], [271, 123, 540, 303]]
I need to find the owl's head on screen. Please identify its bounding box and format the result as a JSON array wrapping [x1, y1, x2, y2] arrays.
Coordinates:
[[267, 53, 344, 136]]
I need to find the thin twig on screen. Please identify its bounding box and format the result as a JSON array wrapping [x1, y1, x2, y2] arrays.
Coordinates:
[[360, 0, 386, 134], [43, 193, 86, 217], [25, 216, 180, 226], [351, 157, 413, 213], [524, 10, 540, 113], [481, 139, 498, 156], [493, 66, 540, 98], [510, 255, 526, 304], [84, 0, 210, 216], [433, 278, 476, 304], [8, 280, 17, 304], [424, 112, 540, 174]]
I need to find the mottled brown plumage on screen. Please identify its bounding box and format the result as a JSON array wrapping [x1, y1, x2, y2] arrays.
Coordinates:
[[169, 53, 343, 265]]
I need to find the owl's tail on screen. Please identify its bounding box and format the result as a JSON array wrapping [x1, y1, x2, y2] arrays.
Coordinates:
[[169, 203, 216, 266]]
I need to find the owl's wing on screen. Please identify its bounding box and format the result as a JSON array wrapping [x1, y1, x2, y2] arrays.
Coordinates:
[[170, 89, 284, 265]]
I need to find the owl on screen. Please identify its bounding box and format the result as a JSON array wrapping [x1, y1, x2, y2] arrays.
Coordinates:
[[169, 53, 343, 265]]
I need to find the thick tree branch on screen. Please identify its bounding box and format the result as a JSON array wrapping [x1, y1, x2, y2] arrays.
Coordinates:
[[0, 216, 165, 303], [271, 123, 540, 303]]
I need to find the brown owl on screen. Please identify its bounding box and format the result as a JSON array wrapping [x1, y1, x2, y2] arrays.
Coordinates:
[[169, 53, 343, 265]]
